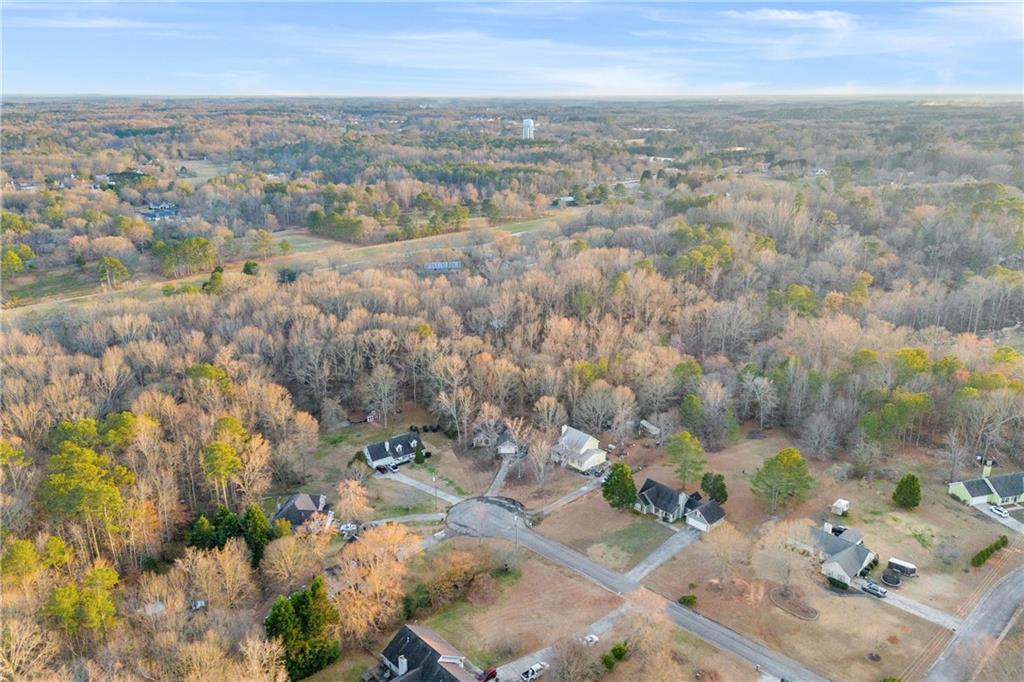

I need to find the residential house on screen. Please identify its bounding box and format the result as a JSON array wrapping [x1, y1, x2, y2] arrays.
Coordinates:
[[364, 432, 421, 468], [374, 624, 476, 682], [472, 423, 520, 458], [948, 465, 1024, 506], [633, 479, 726, 531], [808, 523, 875, 587], [685, 500, 726, 532], [272, 493, 333, 531], [634, 478, 687, 522], [552, 425, 607, 472]]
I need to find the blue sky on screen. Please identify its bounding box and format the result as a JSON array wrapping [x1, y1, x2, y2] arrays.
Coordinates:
[[3, 2, 1021, 96]]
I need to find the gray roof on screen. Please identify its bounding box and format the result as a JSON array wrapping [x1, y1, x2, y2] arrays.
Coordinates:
[[961, 477, 996, 497], [837, 527, 864, 544], [691, 500, 726, 525], [381, 625, 475, 682], [827, 543, 873, 579], [365, 432, 420, 462], [809, 526, 854, 556], [987, 472, 1024, 498], [272, 493, 328, 527], [638, 478, 683, 515], [558, 426, 595, 454]]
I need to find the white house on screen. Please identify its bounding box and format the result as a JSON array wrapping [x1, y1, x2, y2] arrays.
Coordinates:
[[685, 500, 726, 532], [552, 425, 606, 472], [363, 432, 420, 468]]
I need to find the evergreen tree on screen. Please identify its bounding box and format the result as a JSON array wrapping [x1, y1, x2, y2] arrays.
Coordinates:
[[665, 430, 707, 487], [892, 473, 922, 509], [750, 448, 815, 514], [700, 472, 728, 504], [602, 462, 638, 509], [242, 504, 272, 567], [187, 514, 217, 549]]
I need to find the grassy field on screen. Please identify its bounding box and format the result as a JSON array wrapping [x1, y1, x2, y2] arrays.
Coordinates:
[[536, 493, 674, 571], [4, 266, 102, 304], [5, 212, 569, 318], [176, 160, 230, 187], [304, 650, 377, 682]]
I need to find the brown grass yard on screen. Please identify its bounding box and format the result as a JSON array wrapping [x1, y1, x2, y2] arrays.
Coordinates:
[[419, 540, 622, 668], [536, 492, 674, 571], [503, 462, 594, 510], [602, 620, 757, 682], [645, 539, 950, 682]]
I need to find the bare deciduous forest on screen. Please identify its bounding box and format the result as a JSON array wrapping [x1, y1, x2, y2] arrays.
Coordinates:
[[1, 97, 1022, 680]]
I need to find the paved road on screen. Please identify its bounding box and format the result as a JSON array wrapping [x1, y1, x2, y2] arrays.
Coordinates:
[[973, 502, 1024, 534], [625, 526, 701, 582], [365, 512, 446, 527], [447, 498, 828, 682], [378, 471, 464, 505], [924, 565, 1024, 681], [850, 578, 963, 630], [495, 604, 636, 681], [536, 477, 602, 516], [485, 458, 511, 497]]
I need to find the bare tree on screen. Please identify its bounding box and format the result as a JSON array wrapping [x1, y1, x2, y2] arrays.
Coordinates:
[[550, 638, 593, 682], [941, 429, 970, 482], [335, 478, 373, 523], [533, 395, 568, 430], [365, 364, 400, 428]]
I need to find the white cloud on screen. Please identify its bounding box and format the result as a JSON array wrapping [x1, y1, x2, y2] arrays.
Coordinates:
[[720, 9, 856, 32]]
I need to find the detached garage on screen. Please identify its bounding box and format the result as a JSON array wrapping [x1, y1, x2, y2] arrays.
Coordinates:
[[685, 500, 726, 532]]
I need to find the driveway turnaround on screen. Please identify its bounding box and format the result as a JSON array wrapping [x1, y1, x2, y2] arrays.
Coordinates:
[[625, 526, 701, 582], [446, 497, 828, 682], [924, 564, 1024, 681]]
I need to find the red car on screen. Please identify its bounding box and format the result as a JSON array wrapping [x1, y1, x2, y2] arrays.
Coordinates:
[[477, 668, 498, 681]]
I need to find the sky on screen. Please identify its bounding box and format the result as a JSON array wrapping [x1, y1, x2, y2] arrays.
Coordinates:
[[2, 1, 1022, 96]]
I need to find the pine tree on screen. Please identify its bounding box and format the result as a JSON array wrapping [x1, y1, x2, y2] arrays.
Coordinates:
[[751, 448, 815, 513], [602, 462, 637, 509], [665, 430, 707, 487], [241, 504, 272, 567], [700, 472, 728, 504], [892, 473, 921, 509], [187, 514, 217, 549]]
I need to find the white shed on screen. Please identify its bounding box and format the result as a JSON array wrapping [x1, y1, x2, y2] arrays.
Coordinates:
[[831, 499, 850, 516]]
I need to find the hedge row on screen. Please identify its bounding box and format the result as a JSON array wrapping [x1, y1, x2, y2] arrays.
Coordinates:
[[970, 535, 1009, 567]]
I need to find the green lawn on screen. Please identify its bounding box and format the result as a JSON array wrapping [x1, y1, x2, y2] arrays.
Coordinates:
[[5, 267, 102, 304], [602, 518, 675, 563]]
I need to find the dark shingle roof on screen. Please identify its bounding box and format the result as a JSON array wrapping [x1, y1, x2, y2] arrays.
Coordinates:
[[382, 625, 475, 682], [638, 478, 683, 515], [272, 493, 328, 527], [684, 491, 703, 512], [365, 432, 420, 462], [987, 472, 1024, 498], [693, 500, 725, 525], [962, 477, 996, 497]]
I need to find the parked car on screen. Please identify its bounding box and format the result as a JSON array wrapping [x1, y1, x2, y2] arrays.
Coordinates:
[[477, 667, 498, 681], [861, 581, 888, 598], [519, 662, 549, 681], [385, 463, 399, 473], [376, 465, 389, 473], [581, 634, 599, 647], [989, 504, 1010, 518]]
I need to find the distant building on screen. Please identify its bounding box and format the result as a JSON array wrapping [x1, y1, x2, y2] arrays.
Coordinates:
[[421, 260, 463, 273], [272, 493, 333, 531], [522, 118, 535, 141], [552, 425, 606, 472]]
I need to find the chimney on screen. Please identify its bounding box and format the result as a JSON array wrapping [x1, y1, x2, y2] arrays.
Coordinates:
[[397, 655, 408, 676], [823, 521, 833, 534], [317, 495, 325, 511], [983, 461, 993, 478]]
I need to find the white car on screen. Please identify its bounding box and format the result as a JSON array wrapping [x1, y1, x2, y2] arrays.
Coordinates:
[[581, 634, 599, 647], [519, 662, 549, 681], [989, 504, 1010, 518]]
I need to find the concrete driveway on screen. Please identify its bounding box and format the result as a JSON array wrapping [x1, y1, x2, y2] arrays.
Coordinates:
[[377, 470, 464, 506], [973, 502, 1024, 534], [850, 577, 963, 630], [625, 525, 701, 582]]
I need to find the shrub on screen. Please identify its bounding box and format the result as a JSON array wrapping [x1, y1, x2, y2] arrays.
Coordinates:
[[611, 642, 629, 660], [892, 473, 921, 508], [601, 653, 616, 670], [970, 536, 1010, 567], [678, 594, 697, 607]]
